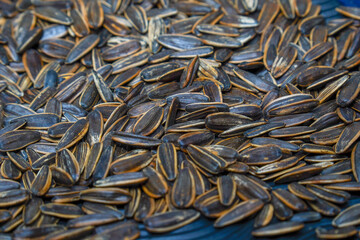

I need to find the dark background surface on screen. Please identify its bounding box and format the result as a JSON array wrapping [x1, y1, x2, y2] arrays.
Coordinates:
[[139, 0, 360, 239]]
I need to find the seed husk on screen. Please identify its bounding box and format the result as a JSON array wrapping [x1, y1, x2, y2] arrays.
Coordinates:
[[273, 189, 308, 211], [0, 189, 28, 208], [171, 167, 196, 208], [112, 132, 162, 148], [332, 203, 360, 227], [307, 197, 341, 217], [134, 191, 155, 222], [30, 165, 52, 196], [256, 156, 302, 175], [239, 146, 282, 165], [335, 121, 360, 153], [142, 166, 168, 198], [254, 203, 274, 228], [144, 210, 200, 233], [67, 213, 119, 228], [291, 211, 322, 223], [316, 226, 357, 239], [251, 137, 301, 152], [187, 144, 227, 174], [274, 165, 323, 184], [307, 184, 349, 204], [40, 203, 84, 219], [0, 130, 41, 152], [272, 193, 293, 220], [88, 221, 140, 239], [196, 195, 235, 218], [44, 226, 94, 240], [157, 143, 178, 181], [336, 72, 360, 107], [56, 119, 89, 151], [34, 6, 72, 25], [351, 142, 360, 182], [233, 68, 276, 92], [325, 181, 360, 191], [299, 174, 351, 185], [217, 175, 236, 206], [244, 122, 285, 138], [288, 182, 318, 201], [81, 202, 124, 220], [80, 188, 131, 205], [252, 221, 304, 237], [13, 225, 65, 239], [272, 45, 298, 78], [110, 149, 153, 175], [65, 34, 100, 64], [214, 199, 264, 228], [336, 6, 360, 20], [233, 174, 271, 202], [94, 172, 148, 188]]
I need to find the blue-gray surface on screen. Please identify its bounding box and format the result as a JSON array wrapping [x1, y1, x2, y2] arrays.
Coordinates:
[[338, 0, 360, 8], [139, 1, 360, 239], [314, 0, 360, 20]]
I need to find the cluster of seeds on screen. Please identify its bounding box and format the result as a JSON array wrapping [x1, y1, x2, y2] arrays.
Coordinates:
[[2, 0, 360, 239]]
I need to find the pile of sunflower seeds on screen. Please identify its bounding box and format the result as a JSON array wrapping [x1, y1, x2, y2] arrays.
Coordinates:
[[1, 0, 360, 239]]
